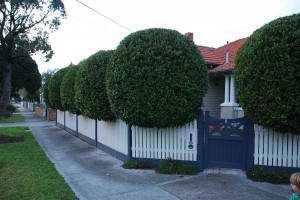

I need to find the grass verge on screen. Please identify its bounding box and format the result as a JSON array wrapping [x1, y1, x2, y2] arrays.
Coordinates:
[[0, 113, 25, 123], [0, 126, 78, 200]]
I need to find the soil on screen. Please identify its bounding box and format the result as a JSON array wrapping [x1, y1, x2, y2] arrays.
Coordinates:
[[0, 134, 24, 144]]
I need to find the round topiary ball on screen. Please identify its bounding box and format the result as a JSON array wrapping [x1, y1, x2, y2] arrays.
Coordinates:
[[235, 14, 300, 134], [48, 67, 69, 111], [106, 28, 208, 128], [75, 50, 116, 121], [60, 64, 81, 115]]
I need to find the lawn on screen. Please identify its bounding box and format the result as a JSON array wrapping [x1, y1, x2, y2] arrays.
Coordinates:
[[0, 113, 25, 123], [0, 126, 78, 200]]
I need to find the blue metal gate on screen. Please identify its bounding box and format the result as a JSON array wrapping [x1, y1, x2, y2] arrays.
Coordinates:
[[199, 110, 254, 170]]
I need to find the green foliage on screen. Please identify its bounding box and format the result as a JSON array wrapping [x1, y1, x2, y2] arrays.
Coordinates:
[[155, 158, 199, 175], [0, 0, 66, 61], [42, 68, 59, 85], [247, 166, 292, 184], [75, 51, 116, 121], [235, 14, 300, 134], [11, 49, 41, 97], [6, 104, 16, 113], [0, 48, 41, 99], [122, 158, 198, 175], [106, 28, 208, 127], [122, 159, 156, 169], [48, 67, 69, 110], [43, 79, 51, 108], [60, 64, 80, 115], [0, 0, 66, 116]]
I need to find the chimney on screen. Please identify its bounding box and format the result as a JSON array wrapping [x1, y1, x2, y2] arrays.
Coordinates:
[[185, 32, 193, 40], [225, 50, 229, 63]]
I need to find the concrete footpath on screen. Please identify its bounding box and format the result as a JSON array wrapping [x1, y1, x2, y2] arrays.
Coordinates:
[[1, 106, 292, 200]]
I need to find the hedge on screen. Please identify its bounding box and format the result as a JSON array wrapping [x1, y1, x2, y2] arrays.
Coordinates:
[[48, 67, 69, 111], [75, 50, 116, 121], [60, 64, 81, 115], [106, 28, 208, 127], [235, 14, 300, 134], [43, 79, 51, 108]]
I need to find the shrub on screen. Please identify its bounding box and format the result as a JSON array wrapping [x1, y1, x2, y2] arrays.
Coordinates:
[[122, 159, 156, 169], [155, 158, 199, 175], [48, 67, 69, 110], [75, 50, 116, 121], [106, 28, 208, 128], [247, 166, 292, 184], [60, 64, 81, 115], [235, 14, 300, 134], [6, 105, 16, 113]]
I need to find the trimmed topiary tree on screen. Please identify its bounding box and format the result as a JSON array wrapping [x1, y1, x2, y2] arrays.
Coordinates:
[[60, 64, 81, 114], [235, 14, 300, 134], [75, 50, 116, 121], [48, 67, 69, 111], [106, 28, 208, 128]]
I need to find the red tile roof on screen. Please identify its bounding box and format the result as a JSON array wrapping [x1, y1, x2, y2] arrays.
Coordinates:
[[197, 38, 247, 74]]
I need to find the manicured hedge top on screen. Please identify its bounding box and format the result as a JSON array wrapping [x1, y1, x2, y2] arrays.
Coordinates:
[[75, 50, 116, 121], [235, 14, 300, 134], [60, 64, 81, 115], [48, 67, 69, 111], [106, 28, 208, 128]]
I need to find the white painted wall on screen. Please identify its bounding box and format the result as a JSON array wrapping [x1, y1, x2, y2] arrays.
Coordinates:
[[78, 115, 96, 140], [65, 111, 77, 132], [57, 110, 64, 125], [202, 77, 224, 117], [97, 119, 128, 155]]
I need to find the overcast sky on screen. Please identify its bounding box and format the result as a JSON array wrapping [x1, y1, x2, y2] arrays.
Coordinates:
[[33, 0, 300, 73]]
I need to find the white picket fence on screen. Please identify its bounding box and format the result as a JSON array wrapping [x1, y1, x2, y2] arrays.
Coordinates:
[[56, 109, 300, 169], [254, 124, 300, 168], [57, 110, 198, 162], [131, 119, 198, 161]]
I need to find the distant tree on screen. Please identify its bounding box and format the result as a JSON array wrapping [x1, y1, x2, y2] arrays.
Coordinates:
[[41, 68, 59, 86], [0, 48, 41, 100], [11, 49, 41, 99], [0, 0, 66, 116]]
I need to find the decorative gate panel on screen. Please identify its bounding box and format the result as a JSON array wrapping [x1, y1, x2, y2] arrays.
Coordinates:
[[204, 111, 249, 169]]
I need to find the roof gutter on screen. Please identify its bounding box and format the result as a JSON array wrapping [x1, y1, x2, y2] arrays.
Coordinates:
[[208, 69, 234, 76], [205, 61, 222, 66]]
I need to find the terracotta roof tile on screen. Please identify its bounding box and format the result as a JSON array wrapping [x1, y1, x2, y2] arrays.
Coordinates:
[[197, 38, 247, 73]]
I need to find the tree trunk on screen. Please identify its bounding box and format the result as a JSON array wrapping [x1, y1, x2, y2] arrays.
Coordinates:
[[0, 62, 12, 117]]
